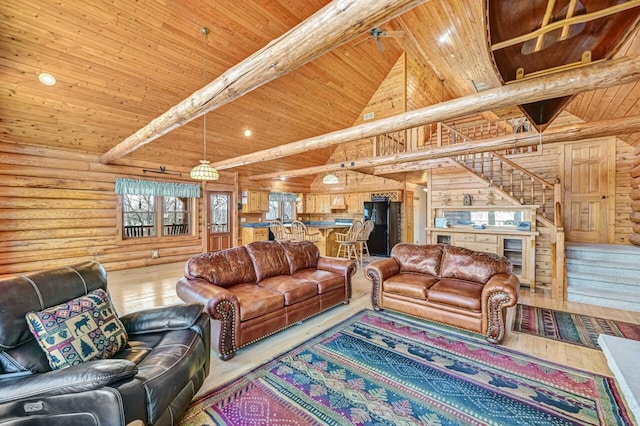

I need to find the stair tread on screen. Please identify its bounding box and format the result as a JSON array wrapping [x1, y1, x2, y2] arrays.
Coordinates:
[[566, 243, 640, 254], [567, 286, 640, 300], [566, 270, 640, 286], [567, 257, 640, 269]]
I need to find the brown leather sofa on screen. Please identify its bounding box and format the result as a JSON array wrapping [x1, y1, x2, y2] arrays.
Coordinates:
[[176, 240, 357, 360], [365, 243, 520, 343], [0, 261, 210, 426]]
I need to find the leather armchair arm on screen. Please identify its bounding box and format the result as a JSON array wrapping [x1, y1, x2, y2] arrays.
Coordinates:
[[481, 273, 521, 344], [364, 258, 400, 310], [120, 302, 204, 335], [0, 359, 137, 404]]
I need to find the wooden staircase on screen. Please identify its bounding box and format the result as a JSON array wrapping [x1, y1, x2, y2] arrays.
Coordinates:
[[369, 116, 567, 299]]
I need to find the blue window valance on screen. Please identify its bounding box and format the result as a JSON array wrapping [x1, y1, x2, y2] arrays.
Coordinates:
[[268, 192, 298, 202], [115, 178, 201, 198]]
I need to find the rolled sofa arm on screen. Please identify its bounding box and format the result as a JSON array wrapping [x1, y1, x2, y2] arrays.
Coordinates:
[[120, 303, 204, 335], [481, 273, 521, 344], [0, 359, 137, 404], [176, 277, 240, 361], [364, 258, 400, 310], [317, 256, 356, 277]]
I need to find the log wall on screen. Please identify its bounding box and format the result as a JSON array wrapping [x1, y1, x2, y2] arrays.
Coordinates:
[[0, 140, 237, 277]]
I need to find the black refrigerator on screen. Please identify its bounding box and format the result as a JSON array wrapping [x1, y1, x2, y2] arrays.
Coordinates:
[[363, 200, 401, 256]]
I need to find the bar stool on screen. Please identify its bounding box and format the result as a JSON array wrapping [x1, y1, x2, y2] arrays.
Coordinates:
[[335, 220, 364, 266], [289, 220, 320, 242], [357, 219, 374, 262], [269, 220, 292, 242]]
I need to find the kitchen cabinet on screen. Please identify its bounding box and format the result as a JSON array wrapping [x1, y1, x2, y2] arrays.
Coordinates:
[[347, 193, 369, 214], [243, 190, 269, 213], [304, 193, 331, 214], [242, 226, 269, 244]]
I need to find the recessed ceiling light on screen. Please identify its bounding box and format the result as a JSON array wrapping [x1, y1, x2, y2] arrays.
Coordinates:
[[243, 129, 252, 137], [38, 73, 56, 86], [280, 176, 286, 181]]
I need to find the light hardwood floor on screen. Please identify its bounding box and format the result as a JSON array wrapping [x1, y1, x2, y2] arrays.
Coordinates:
[[107, 261, 640, 398]]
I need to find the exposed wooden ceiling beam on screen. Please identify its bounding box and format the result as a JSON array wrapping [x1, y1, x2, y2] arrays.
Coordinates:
[[98, 0, 428, 164], [217, 53, 640, 171], [249, 114, 640, 180]]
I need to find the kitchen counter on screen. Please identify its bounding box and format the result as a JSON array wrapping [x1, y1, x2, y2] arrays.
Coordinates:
[[241, 221, 351, 256], [241, 221, 342, 228]]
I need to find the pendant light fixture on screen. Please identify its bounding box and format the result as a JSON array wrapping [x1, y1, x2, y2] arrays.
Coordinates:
[[190, 27, 219, 181], [322, 102, 339, 185]]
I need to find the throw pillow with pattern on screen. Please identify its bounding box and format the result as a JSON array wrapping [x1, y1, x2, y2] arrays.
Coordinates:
[[25, 288, 128, 370]]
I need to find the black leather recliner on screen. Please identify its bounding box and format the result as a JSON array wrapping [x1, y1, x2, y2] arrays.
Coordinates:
[[0, 261, 210, 425]]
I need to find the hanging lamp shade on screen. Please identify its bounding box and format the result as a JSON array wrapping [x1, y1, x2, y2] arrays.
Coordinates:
[[190, 27, 219, 182], [190, 160, 219, 180], [322, 173, 339, 184]]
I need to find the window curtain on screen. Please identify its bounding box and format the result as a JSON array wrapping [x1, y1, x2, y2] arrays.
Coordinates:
[[115, 178, 201, 198], [268, 192, 298, 202]]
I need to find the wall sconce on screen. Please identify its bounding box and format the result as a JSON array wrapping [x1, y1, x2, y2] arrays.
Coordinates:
[[440, 192, 449, 206]]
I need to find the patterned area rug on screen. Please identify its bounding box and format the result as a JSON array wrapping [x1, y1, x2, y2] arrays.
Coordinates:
[[181, 310, 634, 425], [513, 304, 640, 350]]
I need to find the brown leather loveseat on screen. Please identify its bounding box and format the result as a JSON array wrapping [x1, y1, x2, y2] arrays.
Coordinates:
[[365, 243, 520, 343], [176, 240, 356, 360]]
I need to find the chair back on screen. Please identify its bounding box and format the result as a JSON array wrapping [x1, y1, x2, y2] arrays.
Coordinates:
[[269, 220, 290, 241], [347, 220, 364, 241], [0, 261, 107, 374], [360, 219, 374, 240], [289, 220, 307, 242]]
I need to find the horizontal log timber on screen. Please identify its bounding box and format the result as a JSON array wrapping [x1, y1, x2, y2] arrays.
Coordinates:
[[99, 0, 428, 164], [220, 53, 640, 171], [249, 115, 640, 180]]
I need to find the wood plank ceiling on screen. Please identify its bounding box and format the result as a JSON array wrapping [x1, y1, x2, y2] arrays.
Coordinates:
[[1, 0, 639, 187]]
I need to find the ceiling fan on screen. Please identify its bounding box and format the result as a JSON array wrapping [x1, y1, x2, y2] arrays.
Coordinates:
[[356, 27, 405, 52]]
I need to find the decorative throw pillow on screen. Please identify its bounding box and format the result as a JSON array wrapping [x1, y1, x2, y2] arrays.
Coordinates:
[[25, 289, 128, 370]]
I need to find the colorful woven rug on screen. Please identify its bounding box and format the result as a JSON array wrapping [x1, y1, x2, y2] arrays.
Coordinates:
[[513, 304, 640, 350], [181, 310, 634, 425]]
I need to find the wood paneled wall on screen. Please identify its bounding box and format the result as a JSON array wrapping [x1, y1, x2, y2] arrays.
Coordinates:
[[0, 140, 236, 278], [427, 130, 634, 290]]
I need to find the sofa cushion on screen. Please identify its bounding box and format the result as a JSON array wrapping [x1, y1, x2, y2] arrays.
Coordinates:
[[383, 273, 439, 300], [185, 246, 257, 288], [280, 241, 319, 273], [428, 278, 484, 311], [391, 243, 443, 277], [440, 245, 512, 284], [293, 269, 344, 294], [25, 289, 128, 370], [246, 241, 291, 282], [258, 276, 318, 305], [229, 283, 284, 321]]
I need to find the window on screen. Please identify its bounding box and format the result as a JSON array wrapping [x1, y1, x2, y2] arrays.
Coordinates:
[[162, 196, 191, 235], [122, 195, 193, 239], [123, 195, 156, 237], [267, 200, 295, 221], [266, 192, 297, 221], [209, 193, 229, 233], [115, 178, 200, 240]]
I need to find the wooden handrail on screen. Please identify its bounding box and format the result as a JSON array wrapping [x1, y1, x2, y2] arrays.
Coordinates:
[[489, 152, 554, 190]]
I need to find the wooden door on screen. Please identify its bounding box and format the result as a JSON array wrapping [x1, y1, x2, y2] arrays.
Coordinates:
[[563, 141, 612, 243], [207, 191, 232, 252]]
